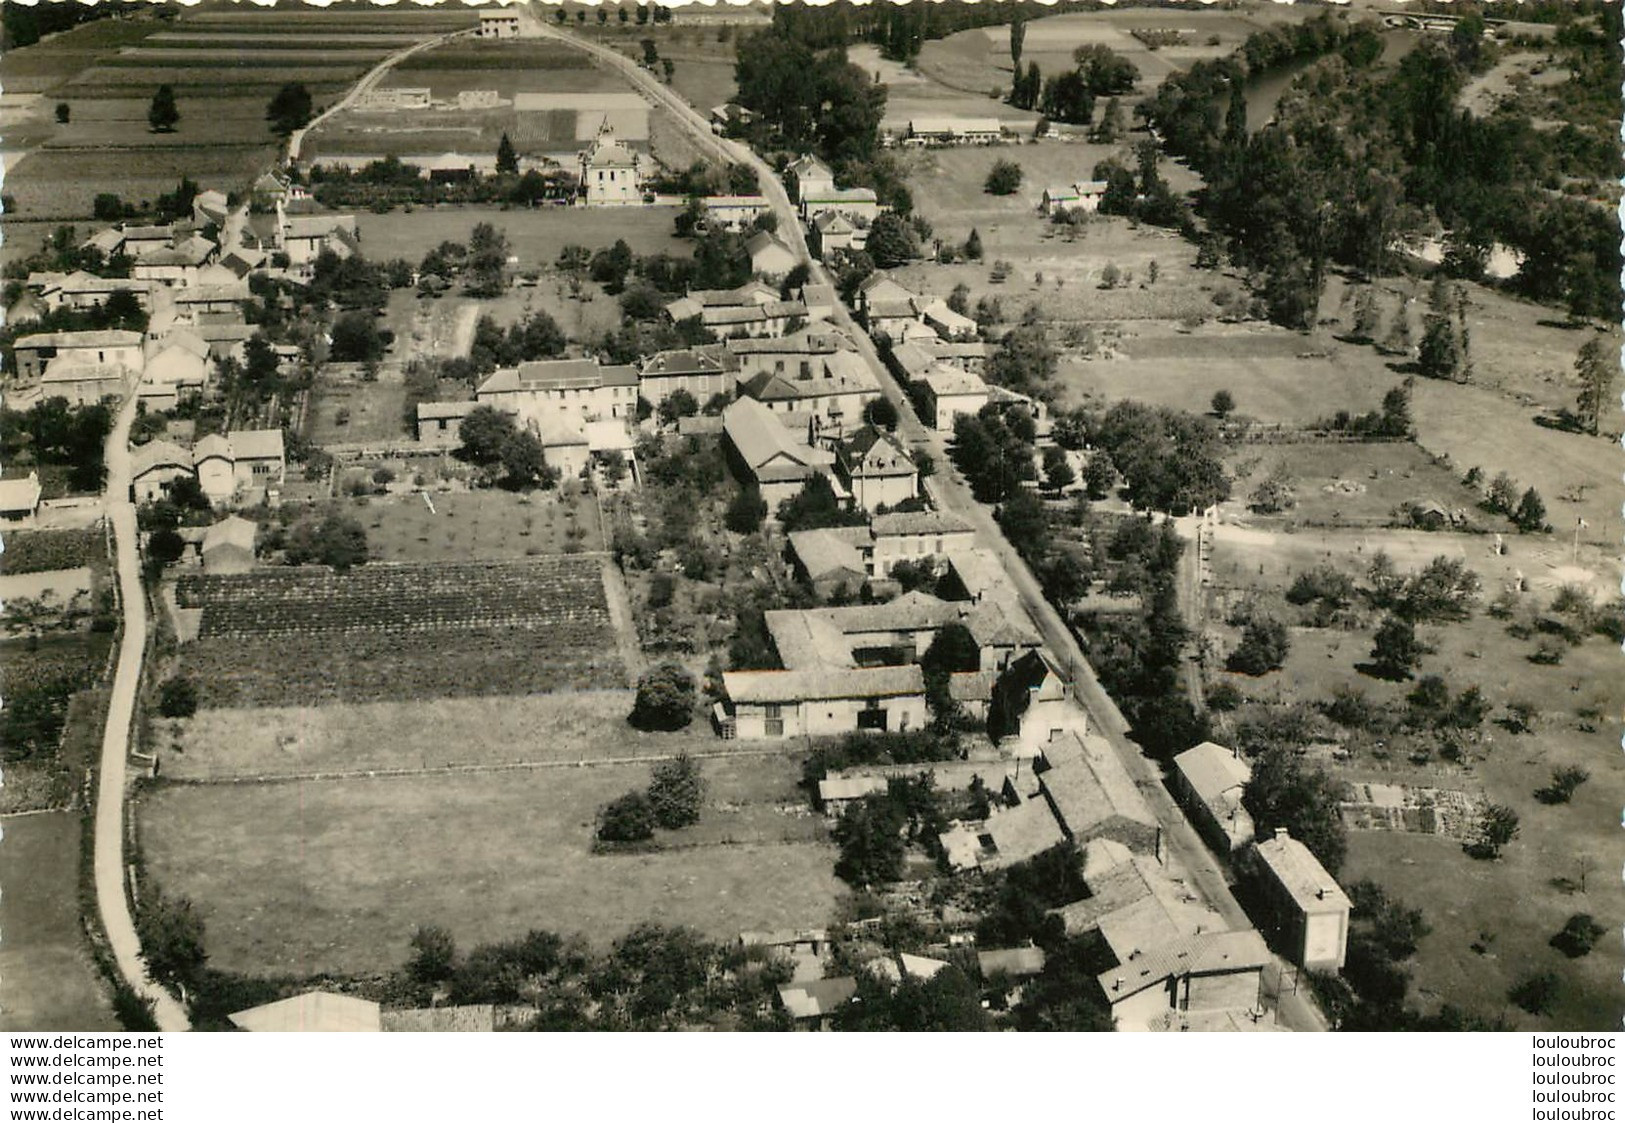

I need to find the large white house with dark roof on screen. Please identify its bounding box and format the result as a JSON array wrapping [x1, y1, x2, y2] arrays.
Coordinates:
[[476, 358, 640, 435]]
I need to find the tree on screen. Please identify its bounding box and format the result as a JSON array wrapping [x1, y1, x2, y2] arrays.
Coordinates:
[[641, 38, 659, 66], [147, 84, 179, 133], [1009, 13, 1026, 72], [865, 213, 919, 269], [1042, 446, 1075, 493], [266, 82, 313, 136], [459, 405, 517, 465], [964, 228, 984, 262], [1242, 746, 1347, 874], [777, 476, 865, 533], [408, 925, 457, 985], [495, 132, 519, 175], [157, 676, 198, 719], [1369, 615, 1423, 680], [630, 662, 697, 731], [1040, 69, 1094, 125], [146, 528, 186, 570], [724, 487, 767, 534], [599, 791, 657, 843], [1072, 43, 1139, 96], [661, 58, 675, 84], [657, 389, 698, 426], [1512, 487, 1546, 533], [1090, 96, 1124, 143], [984, 159, 1023, 196], [647, 753, 705, 829], [1573, 336, 1615, 436], [1535, 766, 1590, 806], [832, 796, 906, 885], [136, 891, 206, 985], [55, 102, 70, 124], [862, 397, 899, 431], [1508, 971, 1559, 1016], [328, 311, 384, 363], [499, 430, 550, 488], [1468, 803, 1520, 859], [1229, 617, 1290, 675], [93, 193, 125, 222], [1084, 452, 1116, 500], [1549, 914, 1605, 959], [465, 222, 510, 297], [1210, 389, 1235, 419], [285, 514, 369, 573]]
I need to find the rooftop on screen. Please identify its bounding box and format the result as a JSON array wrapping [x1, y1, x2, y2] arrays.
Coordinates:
[[722, 665, 924, 705], [479, 359, 638, 395], [872, 508, 973, 539], [1174, 742, 1251, 803], [977, 946, 1047, 978], [15, 329, 142, 350], [202, 516, 256, 555], [778, 976, 856, 1020], [1097, 930, 1270, 1003], [1254, 829, 1351, 913], [722, 396, 826, 472], [0, 474, 43, 512], [228, 991, 380, 1032], [787, 526, 868, 584]]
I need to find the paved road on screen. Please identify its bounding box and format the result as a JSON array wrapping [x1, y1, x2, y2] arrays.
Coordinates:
[[94, 391, 190, 1032], [287, 28, 476, 164], [552, 24, 1326, 1031]]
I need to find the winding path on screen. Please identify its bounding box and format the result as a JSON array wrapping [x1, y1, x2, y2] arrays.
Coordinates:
[[94, 390, 190, 1032]]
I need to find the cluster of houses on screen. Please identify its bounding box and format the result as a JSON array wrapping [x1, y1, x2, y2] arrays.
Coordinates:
[[129, 430, 287, 511]]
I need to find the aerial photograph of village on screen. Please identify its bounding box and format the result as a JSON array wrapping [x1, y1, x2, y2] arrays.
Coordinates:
[[0, 0, 1617, 1035]]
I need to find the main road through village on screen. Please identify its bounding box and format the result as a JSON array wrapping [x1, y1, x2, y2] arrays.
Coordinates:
[[553, 24, 1326, 1030]]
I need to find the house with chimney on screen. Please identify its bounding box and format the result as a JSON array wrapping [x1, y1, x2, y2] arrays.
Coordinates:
[[476, 358, 640, 434], [1245, 828, 1351, 972], [834, 425, 917, 512], [638, 348, 733, 407], [1170, 742, 1255, 854], [722, 396, 834, 509]]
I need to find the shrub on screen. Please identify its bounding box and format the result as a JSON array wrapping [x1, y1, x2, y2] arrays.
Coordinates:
[[598, 791, 657, 842], [984, 159, 1023, 195], [135, 890, 207, 985], [1287, 566, 1356, 608], [408, 925, 457, 984], [156, 676, 198, 719], [1465, 803, 1519, 859], [1205, 681, 1243, 712], [629, 662, 696, 731], [1549, 914, 1605, 958], [1228, 617, 1290, 675], [647, 753, 705, 829], [1534, 766, 1589, 805], [1508, 970, 1559, 1015]]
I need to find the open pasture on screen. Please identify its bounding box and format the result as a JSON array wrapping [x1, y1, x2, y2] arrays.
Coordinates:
[[167, 689, 755, 782], [139, 754, 842, 977], [0, 813, 117, 1030], [358, 486, 607, 564], [1225, 441, 1486, 529], [355, 206, 688, 272]]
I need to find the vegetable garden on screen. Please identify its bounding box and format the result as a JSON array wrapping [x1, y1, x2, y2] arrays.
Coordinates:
[[174, 556, 627, 706]]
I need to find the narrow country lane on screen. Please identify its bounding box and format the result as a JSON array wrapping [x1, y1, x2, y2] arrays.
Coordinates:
[[95, 391, 190, 1032]]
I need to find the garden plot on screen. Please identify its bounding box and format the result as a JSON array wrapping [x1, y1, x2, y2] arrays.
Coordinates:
[[138, 754, 842, 977], [355, 207, 688, 272], [1339, 783, 1487, 840], [359, 487, 606, 564], [173, 555, 627, 707]]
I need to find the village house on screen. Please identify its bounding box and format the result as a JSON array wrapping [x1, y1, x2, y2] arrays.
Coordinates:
[[762, 590, 1038, 678], [702, 195, 771, 232], [664, 278, 775, 325], [193, 319, 259, 365], [809, 210, 865, 259], [834, 426, 917, 512], [195, 430, 286, 507], [917, 362, 990, 432], [731, 331, 880, 425], [477, 8, 522, 38], [476, 358, 640, 434], [906, 117, 1003, 146], [868, 508, 978, 576], [797, 283, 837, 323], [0, 474, 43, 523], [36, 271, 155, 314], [13, 330, 143, 381], [130, 440, 194, 504], [534, 415, 591, 478], [415, 400, 474, 448], [920, 298, 978, 341], [139, 331, 211, 411], [1246, 828, 1351, 972], [101, 223, 176, 259], [578, 129, 644, 206], [802, 185, 881, 224], [1171, 742, 1255, 854], [817, 774, 889, 813], [725, 326, 859, 380], [192, 189, 230, 228], [1038, 728, 1161, 854], [787, 153, 837, 208], [1097, 928, 1271, 1032], [719, 665, 927, 739], [131, 234, 217, 287], [777, 976, 857, 1029], [786, 526, 871, 597], [746, 229, 799, 280], [638, 348, 733, 408], [279, 212, 360, 267], [989, 649, 1083, 753], [200, 515, 257, 575], [708, 102, 758, 135], [1040, 180, 1110, 216], [228, 991, 381, 1033], [722, 396, 833, 509], [855, 273, 928, 342], [893, 338, 994, 378], [665, 287, 806, 339]]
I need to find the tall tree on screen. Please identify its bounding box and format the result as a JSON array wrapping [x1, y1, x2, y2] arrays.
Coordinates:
[[266, 82, 313, 136], [147, 84, 179, 133], [495, 132, 519, 175], [1009, 13, 1026, 72], [1573, 336, 1616, 436]]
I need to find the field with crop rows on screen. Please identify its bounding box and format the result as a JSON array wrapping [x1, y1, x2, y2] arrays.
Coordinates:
[[174, 556, 626, 706]]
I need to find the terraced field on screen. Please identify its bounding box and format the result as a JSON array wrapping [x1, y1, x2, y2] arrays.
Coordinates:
[[174, 556, 628, 706], [0, 5, 474, 221]]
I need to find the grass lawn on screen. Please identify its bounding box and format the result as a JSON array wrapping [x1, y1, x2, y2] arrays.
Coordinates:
[[0, 812, 118, 1030], [306, 366, 411, 446], [139, 754, 843, 976], [167, 689, 741, 781], [356, 486, 606, 563], [355, 206, 689, 273], [1224, 441, 1486, 529]]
